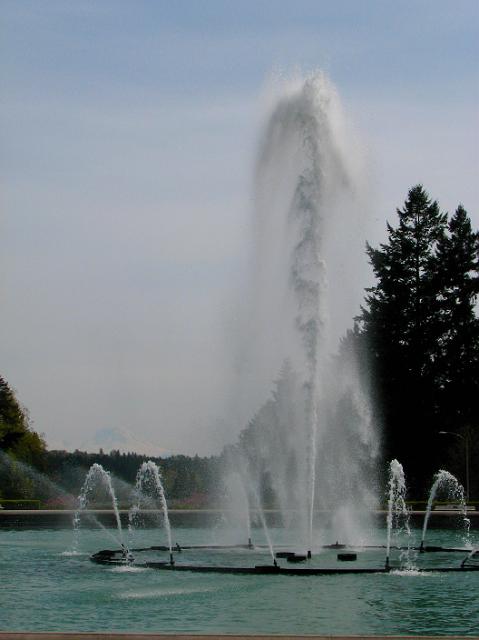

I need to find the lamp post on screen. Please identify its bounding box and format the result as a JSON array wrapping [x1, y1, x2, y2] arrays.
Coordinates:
[[439, 431, 470, 503]]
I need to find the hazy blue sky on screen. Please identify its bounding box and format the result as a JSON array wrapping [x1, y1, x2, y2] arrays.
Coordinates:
[[1, 1, 478, 454]]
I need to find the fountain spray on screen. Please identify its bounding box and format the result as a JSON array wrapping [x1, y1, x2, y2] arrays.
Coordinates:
[[130, 460, 174, 565], [385, 459, 412, 571], [248, 484, 276, 566], [421, 470, 470, 551], [233, 71, 378, 551], [73, 463, 125, 552]]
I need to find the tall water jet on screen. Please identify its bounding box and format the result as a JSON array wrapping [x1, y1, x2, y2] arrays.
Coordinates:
[[130, 460, 173, 564], [233, 71, 378, 550], [421, 470, 470, 550], [73, 463, 124, 551], [385, 459, 412, 570]]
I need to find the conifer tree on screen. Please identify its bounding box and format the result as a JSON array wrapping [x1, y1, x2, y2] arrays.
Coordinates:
[[0, 375, 47, 500], [433, 205, 479, 432], [358, 186, 449, 490], [0, 375, 46, 466]]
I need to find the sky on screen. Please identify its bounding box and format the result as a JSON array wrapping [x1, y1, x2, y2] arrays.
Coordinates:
[[1, 0, 478, 455]]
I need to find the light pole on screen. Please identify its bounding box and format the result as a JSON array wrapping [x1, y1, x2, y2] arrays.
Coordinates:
[[439, 431, 470, 503]]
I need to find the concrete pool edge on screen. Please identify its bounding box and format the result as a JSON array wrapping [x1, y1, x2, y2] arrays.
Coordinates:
[[0, 635, 477, 640]]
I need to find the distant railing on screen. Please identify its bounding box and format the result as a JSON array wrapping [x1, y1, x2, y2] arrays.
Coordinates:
[[406, 500, 476, 511], [0, 499, 42, 510]]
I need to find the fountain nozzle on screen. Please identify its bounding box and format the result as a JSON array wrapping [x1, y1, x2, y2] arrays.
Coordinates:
[[248, 537, 253, 549], [169, 553, 175, 566], [307, 550, 312, 559], [121, 544, 133, 564]]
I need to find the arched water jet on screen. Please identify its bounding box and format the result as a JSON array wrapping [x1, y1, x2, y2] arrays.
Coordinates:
[[421, 470, 471, 550], [73, 463, 124, 552], [129, 460, 173, 564]]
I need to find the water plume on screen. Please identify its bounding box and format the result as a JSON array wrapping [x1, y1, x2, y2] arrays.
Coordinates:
[[385, 459, 415, 571], [233, 71, 378, 550], [421, 470, 471, 549], [73, 463, 124, 550], [129, 460, 173, 562]]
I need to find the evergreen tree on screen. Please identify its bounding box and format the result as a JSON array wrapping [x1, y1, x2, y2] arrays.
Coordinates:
[[358, 186, 449, 491], [0, 375, 47, 499], [433, 205, 479, 441], [0, 376, 46, 464]]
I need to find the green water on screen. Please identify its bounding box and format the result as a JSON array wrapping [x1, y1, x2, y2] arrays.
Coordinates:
[[0, 519, 478, 635]]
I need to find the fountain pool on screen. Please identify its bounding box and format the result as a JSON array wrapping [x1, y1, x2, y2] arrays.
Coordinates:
[[1, 519, 478, 636]]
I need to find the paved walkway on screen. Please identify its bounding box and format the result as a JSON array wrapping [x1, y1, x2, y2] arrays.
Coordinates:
[[0, 634, 476, 640]]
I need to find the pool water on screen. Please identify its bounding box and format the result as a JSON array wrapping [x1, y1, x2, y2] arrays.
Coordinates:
[[0, 519, 478, 635]]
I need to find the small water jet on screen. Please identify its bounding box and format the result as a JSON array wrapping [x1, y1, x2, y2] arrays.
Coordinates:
[[129, 460, 173, 565], [420, 470, 471, 551], [385, 459, 413, 571], [73, 463, 124, 552]]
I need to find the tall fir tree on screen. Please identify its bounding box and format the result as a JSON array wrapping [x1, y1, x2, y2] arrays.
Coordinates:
[[358, 185, 449, 492], [0, 375, 47, 499], [432, 206, 479, 489], [0, 375, 46, 465]]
